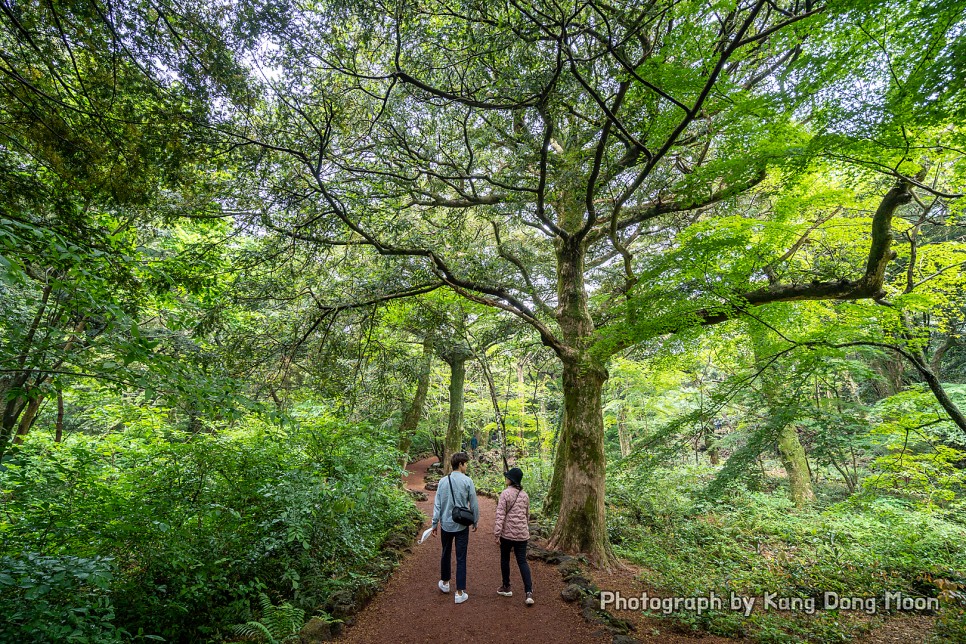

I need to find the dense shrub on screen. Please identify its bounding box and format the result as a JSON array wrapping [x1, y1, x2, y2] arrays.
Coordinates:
[[606, 463, 966, 642], [0, 403, 419, 641], [0, 554, 123, 643]]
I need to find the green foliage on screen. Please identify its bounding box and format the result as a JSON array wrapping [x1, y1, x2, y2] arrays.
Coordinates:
[[609, 463, 966, 642], [933, 605, 966, 643], [0, 553, 126, 643], [865, 386, 966, 506], [469, 454, 551, 513], [232, 592, 307, 644], [2, 1, 966, 642], [0, 400, 418, 641]]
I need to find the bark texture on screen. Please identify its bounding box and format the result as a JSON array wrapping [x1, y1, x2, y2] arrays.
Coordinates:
[[441, 345, 472, 474], [397, 337, 434, 470], [547, 358, 611, 565], [776, 423, 816, 507], [12, 394, 44, 446], [55, 390, 64, 443], [545, 240, 613, 565]]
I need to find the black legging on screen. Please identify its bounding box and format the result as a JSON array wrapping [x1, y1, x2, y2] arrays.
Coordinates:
[[499, 537, 533, 593]]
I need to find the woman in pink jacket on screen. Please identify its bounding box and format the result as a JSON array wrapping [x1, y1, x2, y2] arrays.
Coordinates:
[[493, 467, 534, 605]]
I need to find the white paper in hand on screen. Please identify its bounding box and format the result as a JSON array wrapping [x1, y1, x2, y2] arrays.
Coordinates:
[[418, 527, 433, 544]]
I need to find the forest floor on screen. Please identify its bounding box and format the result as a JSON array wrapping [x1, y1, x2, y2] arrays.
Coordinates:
[[337, 457, 933, 644]]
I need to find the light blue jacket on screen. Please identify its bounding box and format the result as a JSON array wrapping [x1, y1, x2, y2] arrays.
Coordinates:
[[432, 471, 480, 532]]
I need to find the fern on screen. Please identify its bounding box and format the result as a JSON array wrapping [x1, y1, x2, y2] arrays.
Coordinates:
[[231, 593, 305, 643], [232, 620, 277, 644]]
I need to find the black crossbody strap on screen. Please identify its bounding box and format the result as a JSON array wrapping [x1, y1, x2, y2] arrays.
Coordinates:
[[448, 473, 466, 506], [501, 488, 522, 534], [506, 489, 521, 514]]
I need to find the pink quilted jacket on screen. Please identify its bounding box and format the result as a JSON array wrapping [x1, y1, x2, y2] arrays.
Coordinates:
[[494, 487, 530, 541]]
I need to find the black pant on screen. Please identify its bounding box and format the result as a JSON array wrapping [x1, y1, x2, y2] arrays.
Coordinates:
[[440, 527, 469, 591], [500, 537, 532, 593]]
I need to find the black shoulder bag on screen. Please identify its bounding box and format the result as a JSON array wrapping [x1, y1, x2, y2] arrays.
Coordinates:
[[448, 474, 475, 526]]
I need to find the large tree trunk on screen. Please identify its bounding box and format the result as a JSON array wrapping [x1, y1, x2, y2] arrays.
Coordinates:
[[773, 422, 814, 506], [441, 348, 470, 474], [545, 403, 567, 516], [546, 240, 613, 566], [547, 357, 611, 565], [776, 423, 815, 507], [397, 337, 433, 470]]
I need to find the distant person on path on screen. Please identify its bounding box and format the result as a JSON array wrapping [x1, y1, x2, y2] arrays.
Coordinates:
[[431, 452, 479, 604], [493, 467, 534, 606], [470, 435, 478, 459]]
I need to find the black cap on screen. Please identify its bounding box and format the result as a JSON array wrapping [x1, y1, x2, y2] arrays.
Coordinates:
[[504, 467, 523, 487]]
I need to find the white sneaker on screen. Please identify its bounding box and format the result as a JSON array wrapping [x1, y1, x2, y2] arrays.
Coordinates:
[[455, 591, 469, 604], [438, 580, 450, 593]]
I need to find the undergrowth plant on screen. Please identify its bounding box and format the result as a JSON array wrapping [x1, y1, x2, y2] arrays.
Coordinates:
[[0, 400, 418, 641], [605, 462, 966, 642], [232, 592, 306, 644]]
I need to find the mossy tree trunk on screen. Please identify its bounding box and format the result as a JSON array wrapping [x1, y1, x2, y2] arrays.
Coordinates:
[[751, 331, 815, 507], [397, 337, 433, 471], [547, 355, 610, 565], [776, 423, 815, 506], [545, 239, 613, 566], [441, 344, 472, 475], [545, 403, 567, 516]]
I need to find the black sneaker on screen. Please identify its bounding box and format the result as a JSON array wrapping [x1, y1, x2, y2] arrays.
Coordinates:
[[525, 592, 534, 606], [497, 585, 512, 597]]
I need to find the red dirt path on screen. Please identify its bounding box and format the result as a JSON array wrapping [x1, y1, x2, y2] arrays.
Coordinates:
[[338, 458, 931, 644], [338, 457, 607, 644]]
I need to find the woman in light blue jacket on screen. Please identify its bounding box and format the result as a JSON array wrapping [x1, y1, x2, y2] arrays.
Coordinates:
[[431, 452, 479, 604]]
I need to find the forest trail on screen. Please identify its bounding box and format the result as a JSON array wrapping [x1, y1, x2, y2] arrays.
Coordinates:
[[337, 459, 931, 644], [337, 456, 606, 643]]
